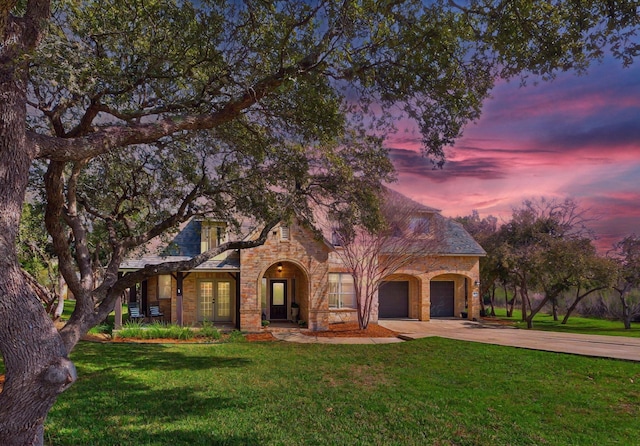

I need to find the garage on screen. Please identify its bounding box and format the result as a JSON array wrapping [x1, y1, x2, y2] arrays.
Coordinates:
[[379, 281, 409, 318], [430, 281, 455, 317]]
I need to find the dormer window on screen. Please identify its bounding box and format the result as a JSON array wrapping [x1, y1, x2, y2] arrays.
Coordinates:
[[201, 221, 227, 253], [331, 230, 342, 246], [409, 217, 430, 234]]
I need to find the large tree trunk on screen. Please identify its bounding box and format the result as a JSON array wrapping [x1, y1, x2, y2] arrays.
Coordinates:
[[489, 284, 496, 317], [562, 288, 602, 325], [562, 297, 580, 325], [0, 37, 76, 445], [525, 295, 551, 329], [620, 294, 632, 330]]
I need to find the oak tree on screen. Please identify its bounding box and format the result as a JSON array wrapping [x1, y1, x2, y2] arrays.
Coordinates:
[[1, 0, 638, 444]]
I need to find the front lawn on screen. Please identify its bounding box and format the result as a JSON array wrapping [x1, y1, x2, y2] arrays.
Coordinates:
[[490, 307, 640, 337], [44, 338, 640, 445]]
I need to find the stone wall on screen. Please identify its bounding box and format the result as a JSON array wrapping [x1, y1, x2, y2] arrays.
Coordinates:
[[169, 271, 236, 326], [239, 221, 331, 331]]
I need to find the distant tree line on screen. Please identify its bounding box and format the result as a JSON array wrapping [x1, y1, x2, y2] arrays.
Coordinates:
[[457, 198, 640, 329]]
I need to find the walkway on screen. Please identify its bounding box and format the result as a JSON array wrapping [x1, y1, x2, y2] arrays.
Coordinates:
[[271, 330, 403, 344], [272, 319, 640, 362], [379, 319, 640, 362]]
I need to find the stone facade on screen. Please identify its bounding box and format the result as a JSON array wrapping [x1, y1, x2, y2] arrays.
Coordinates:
[[239, 221, 331, 332], [123, 217, 483, 331]]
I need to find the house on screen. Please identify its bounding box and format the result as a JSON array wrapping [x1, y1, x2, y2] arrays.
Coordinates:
[[118, 191, 485, 331]]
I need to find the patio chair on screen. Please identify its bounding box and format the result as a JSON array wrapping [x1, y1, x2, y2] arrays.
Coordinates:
[[149, 304, 164, 322], [128, 303, 145, 321]]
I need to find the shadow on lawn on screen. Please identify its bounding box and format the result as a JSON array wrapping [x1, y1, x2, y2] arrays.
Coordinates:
[[74, 342, 251, 372], [49, 344, 260, 445], [48, 381, 258, 445]]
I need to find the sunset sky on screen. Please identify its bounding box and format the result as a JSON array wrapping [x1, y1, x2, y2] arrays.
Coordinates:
[[387, 57, 640, 250]]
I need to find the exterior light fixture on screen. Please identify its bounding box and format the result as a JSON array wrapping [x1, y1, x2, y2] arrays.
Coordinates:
[[474, 280, 480, 287], [277, 262, 283, 272]]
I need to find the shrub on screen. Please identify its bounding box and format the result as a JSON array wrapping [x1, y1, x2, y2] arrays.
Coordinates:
[[165, 324, 195, 340], [225, 330, 246, 343], [88, 323, 113, 335], [117, 320, 146, 339], [198, 321, 221, 340]]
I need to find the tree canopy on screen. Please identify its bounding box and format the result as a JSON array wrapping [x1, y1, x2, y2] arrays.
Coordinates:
[[1, 0, 639, 444]]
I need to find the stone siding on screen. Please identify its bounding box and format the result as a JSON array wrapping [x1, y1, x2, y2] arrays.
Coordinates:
[[239, 221, 331, 331]]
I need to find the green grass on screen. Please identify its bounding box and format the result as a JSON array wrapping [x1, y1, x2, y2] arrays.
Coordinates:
[[490, 307, 640, 337], [43, 338, 640, 446]]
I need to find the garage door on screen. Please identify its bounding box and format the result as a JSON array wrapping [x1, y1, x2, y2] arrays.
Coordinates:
[[379, 281, 409, 318], [430, 281, 455, 317]]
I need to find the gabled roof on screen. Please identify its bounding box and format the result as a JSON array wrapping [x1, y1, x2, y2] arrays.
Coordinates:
[[382, 187, 441, 213], [379, 187, 484, 256], [437, 217, 486, 256], [119, 219, 241, 271], [120, 189, 484, 271]]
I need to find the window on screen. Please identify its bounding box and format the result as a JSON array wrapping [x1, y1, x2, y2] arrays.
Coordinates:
[[158, 275, 172, 299], [280, 225, 290, 241], [331, 229, 342, 246], [328, 273, 356, 309], [261, 278, 267, 310], [201, 222, 226, 253]]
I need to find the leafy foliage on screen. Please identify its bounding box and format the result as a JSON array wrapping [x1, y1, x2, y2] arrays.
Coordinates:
[[610, 235, 640, 328], [2, 0, 640, 442], [458, 198, 627, 328]]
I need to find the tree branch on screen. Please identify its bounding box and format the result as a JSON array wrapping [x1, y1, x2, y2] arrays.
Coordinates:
[[116, 217, 281, 291], [31, 63, 307, 161]]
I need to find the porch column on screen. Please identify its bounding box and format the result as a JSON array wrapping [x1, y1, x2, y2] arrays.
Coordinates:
[[114, 295, 122, 329], [235, 273, 241, 330], [176, 271, 184, 326], [470, 277, 480, 320], [420, 276, 431, 321], [115, 272, 124, 329]]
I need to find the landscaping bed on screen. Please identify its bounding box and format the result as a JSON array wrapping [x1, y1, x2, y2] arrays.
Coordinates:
[[300, 322, 398, 338]]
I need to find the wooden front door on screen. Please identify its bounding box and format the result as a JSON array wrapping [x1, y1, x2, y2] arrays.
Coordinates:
[[270, 280, 287, 320], [198, 280, 233, 322]]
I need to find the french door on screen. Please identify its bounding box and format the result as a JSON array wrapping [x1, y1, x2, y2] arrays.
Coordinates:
[[198, 280, 232, 322]]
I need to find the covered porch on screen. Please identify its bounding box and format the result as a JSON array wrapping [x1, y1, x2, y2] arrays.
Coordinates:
[[259, 260, 309, 326]]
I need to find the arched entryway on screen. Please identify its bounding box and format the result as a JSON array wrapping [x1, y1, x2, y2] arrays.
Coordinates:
[[260, 260, 309, 323]]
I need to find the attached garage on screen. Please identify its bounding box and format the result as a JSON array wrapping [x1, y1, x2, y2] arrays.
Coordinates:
[[430, 281, 455, 317], [378, 281, 409, 318]]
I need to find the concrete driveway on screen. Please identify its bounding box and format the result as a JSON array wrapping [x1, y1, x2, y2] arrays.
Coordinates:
[[379, 319, 640, 362]]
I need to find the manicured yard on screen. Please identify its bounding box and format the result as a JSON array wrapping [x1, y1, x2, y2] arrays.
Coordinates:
[[490, 308, 640, 337], [43, 338, 640, 446]]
